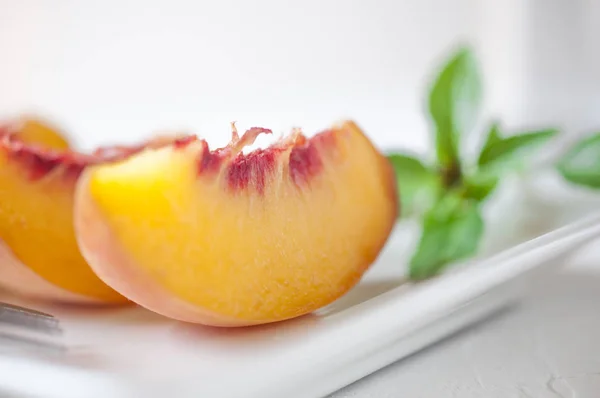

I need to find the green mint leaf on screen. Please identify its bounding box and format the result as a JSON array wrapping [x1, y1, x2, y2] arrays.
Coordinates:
[[477, 128, 557, 176], [459, 122, 501, 202], [428, 47, 482, 169], [480, 121, 502, 155], [387, 153, 440, 217], [557, 133, 600, 188], [409, 194, 484, 280], [463, 173, 499, 202]]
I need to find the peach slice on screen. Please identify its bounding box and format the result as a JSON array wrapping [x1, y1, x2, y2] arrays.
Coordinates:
[[13, 117, 70, 150], [0, 121, 173, 304], [74, 121, 398, 325]]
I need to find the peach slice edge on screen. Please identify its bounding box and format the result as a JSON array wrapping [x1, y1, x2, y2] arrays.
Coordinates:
[[0, 238, 106, 304]]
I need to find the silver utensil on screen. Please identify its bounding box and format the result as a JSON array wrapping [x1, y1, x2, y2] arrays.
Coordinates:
[[0, 302, 64, 354], [0, 302, 61, 333]]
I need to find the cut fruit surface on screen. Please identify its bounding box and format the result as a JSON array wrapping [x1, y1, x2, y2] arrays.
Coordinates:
[[12, 117, 70, 150], [75, 121, 398, 325], [0, 120, 174, 304]]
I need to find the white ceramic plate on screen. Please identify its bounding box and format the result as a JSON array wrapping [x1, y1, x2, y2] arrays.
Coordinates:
[[2, 212, 600, 398]]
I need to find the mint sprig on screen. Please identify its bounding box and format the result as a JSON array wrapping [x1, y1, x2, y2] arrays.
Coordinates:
[[387, 153, 440, 218], [387, 47, 557, 280], [428, 47, 482, 176], [409, 193, 483, 280], [477, 127, 558, 177], [556, 133, 600, 188]]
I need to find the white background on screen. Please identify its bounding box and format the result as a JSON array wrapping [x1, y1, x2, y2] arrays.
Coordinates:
[[1, 1, 598, 154]]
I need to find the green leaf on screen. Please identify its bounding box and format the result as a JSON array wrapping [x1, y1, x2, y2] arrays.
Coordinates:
[[557, 133, 600, 188], [387, 153, 440, 217], [428, 47, 482, 169], [480, 121, 502, 155], [463, 173, 499, 202], [459, 122, 502, 202], [409, 194, 484, 280], [477, 128, 557, 176]]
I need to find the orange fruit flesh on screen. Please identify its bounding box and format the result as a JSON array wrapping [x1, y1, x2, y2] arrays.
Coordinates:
[[0, 157, 125, 302], [0, 120, 129, 303], [16, 118, 70, 150], [76, 121, 398, 324]]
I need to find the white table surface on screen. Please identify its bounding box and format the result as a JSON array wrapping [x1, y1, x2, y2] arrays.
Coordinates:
[[329, 242, 600, 398]]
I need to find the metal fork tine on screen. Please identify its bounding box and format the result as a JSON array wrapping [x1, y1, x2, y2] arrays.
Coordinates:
[[0, 302, 62, 334]]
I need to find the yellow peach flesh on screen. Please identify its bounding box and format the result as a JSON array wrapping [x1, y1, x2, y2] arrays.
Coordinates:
[[14, 118, 70, 150], [0, 121, 128, 303]]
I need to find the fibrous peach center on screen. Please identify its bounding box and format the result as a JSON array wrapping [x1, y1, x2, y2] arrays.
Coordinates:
[[2, 121, 335, 193], [0, 126, 191, 181], [1, 127, 90, 180], [187, 124, 335, 194]]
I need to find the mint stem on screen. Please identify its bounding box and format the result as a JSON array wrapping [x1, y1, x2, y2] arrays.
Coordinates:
[[441, 161, 462, 188]]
